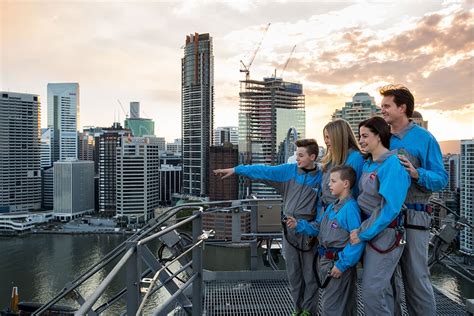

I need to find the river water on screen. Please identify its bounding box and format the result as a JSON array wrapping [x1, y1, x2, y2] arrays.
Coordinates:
[[0, 234, 472, 314]]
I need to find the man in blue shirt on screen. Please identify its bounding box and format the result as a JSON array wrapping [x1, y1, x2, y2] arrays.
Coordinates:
[[380, 84, 448, 315]]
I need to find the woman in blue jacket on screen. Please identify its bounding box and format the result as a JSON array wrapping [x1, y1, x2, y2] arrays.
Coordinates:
[[349, 117, 410, 316], [320, 119, 364, 207]]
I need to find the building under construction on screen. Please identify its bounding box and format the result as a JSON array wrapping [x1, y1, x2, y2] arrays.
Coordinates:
[[238, 77, 305, 198]]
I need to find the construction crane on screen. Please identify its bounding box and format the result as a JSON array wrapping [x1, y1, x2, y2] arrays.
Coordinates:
[[240, 22, 271, 82], [280, 45, 296, 78], [117, 99, 129, 119]]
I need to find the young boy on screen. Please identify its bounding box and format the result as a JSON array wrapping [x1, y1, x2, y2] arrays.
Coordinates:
[[214, 139, 322, 316], [287, 165, 364, 316]]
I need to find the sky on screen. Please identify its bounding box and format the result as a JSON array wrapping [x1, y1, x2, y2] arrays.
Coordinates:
[[1, 0, 473, 145]]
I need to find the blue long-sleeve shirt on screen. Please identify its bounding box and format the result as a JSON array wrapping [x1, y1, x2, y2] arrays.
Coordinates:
[[358, 154, 411, 241], [295, 198, 365, 272], [390, 122, 447, 192], [234, 163, 322, 220]]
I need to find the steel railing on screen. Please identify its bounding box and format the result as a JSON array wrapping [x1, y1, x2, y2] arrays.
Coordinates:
[[33, 198, 285, 316]]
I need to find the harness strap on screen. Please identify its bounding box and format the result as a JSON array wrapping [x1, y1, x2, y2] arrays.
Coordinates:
[[312, 252, 333, 289]]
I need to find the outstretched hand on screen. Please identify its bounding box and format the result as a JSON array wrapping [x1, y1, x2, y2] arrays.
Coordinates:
[[213, 168, 235, 179]]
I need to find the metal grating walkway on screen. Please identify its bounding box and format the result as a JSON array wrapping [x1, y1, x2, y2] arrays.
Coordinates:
[[205, 280, 294, 315], [175, 279, 466, 315]]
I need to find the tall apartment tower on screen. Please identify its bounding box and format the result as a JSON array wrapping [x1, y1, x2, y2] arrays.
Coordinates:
[[78, 129, 96, 161], [460, 139, 474, 258], [98, 123, 131, 215], [214, 126, 238, 146], [41, 128, 52, 168], [239, 77, 305, 198], [40, 128, 54, 210], [332, 92, 381, 135], [116, 137, 160, 222], [47, 83, 80, 162], [181, 33, 214, 197], [0, 92, 42, 212]]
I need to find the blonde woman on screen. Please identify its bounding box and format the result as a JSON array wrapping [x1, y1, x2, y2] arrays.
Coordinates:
[[320, 119, 364, 207]]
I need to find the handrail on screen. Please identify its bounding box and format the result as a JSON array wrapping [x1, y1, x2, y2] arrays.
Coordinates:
[[32, 225, 151, 315], [152, 274, 198, 316], [75, 246, 135, 315], [36, 198, 285, 316], [136, 239, 204, 315], [74, 207, 206, 315], [138, 211, 202, 245], [35, 202, 210, 315]]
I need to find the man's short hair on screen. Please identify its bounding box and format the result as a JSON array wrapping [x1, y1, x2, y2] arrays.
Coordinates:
[[330, 165, 356, 189], [295, 138, 319, 157], [379, 84, 414, 118]]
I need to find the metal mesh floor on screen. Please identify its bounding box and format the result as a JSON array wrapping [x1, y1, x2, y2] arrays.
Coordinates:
[[204, 280, 294, 315], [174, 279, 466, 316]]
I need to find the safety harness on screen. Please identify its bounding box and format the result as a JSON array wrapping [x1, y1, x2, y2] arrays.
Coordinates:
[[361, 165, 406, 254], [312, 246, 344, 288]]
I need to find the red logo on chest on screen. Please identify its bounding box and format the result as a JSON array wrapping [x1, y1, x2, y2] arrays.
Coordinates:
[[369, 173, 376, 180]]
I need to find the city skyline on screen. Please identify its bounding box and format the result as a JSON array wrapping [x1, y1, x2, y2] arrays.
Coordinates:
[[2, 0, 473, 146]]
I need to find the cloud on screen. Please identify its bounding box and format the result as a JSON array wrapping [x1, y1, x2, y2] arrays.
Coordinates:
[[1, 0, 472, 143]]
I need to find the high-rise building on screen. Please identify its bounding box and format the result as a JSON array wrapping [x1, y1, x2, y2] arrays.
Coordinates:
[[124, 101, 155, 137], [40, 128, 53, 210], [158, 151, 182, 205], [166, 139, 182, 154], [182, 32, 214, 197], [47, 83, 80, 162], [159, 164, 182, 206], [130, 101, 140, 119], [209, 144, 239, 201], [53, 160, 94, 221], [214, 127, 238, 146], [41, 128, 52, 169], [0, 92, 42, 212], [238, 77, 305, 198], [78, 128, 96, 161], [41, 167, 54, 210], [412, 111, 428, 129], [444, 154, 460, 192], [116, 136, 160, 222], [332, 92, 381, 135], [98, 123, 131, 215], [431, 153, 462, 227], [460, 139, 474, 257]]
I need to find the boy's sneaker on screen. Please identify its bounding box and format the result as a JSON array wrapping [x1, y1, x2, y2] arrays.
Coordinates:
[[299, 310, 311, 316], [290, 311, 300, 316]]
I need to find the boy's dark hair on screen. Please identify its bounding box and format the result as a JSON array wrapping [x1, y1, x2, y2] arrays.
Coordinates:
[[295, 138, 319, 157], [330, 165, 356, 189], [379, 84, 414, 118]]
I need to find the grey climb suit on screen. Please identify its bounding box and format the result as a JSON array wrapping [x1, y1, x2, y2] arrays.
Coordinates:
[[390, 122, 448, 316], [357, 151, 410, 316]]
